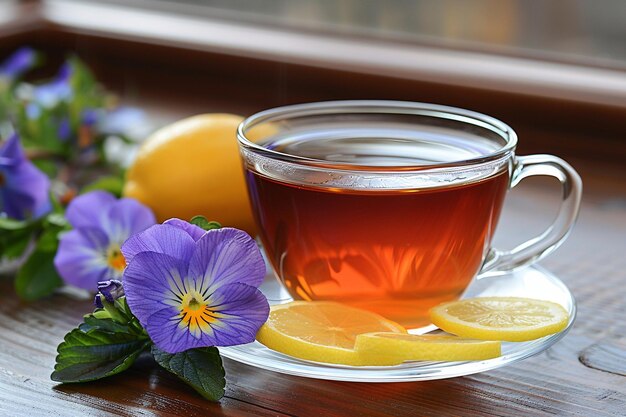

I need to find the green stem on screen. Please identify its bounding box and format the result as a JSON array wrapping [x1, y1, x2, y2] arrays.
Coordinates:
[[103, 300, 127, 324]]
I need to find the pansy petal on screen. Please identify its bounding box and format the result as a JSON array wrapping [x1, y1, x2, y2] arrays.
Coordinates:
[[121, 224, 196, 264], [188, 228, 265, 293], [1, 188, 34, 219], [65, 191, 116, 229], [0, 134, 51, 219], [205, 283, 269, 346], [123, 251, 190, 321], [141, 283, 268, 352], [104, 197, 156, 244], [54, 228, 113, 290], [123, 251, 193, 352], [0, 133, 23, 160], [4, 159, 51, 219], [163, 218, 206, 241], [0, 134, 52, 219], [143, 308, 200, 354]]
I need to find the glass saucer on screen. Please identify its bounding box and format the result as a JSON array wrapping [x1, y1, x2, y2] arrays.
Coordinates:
[[219, 265, 576, 382]]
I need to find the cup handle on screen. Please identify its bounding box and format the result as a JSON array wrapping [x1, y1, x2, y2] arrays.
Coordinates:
[[479, 154, 582, 276]]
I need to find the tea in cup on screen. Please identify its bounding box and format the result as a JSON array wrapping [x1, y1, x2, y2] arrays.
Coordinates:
[[237, 101, 581, 327]]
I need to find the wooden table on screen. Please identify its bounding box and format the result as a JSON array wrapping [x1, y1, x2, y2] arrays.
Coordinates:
[[1, 161, 625, 417], [1, 2, 626, 415]]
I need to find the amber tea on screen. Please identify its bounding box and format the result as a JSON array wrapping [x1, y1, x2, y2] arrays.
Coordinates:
[[245, 134, 509, 326], [238, 101, 581, 328]]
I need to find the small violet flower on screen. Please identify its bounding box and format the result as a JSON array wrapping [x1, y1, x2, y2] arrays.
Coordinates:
[[0, 47, 37, 81], [121, 219, 269, 353], [54, 191, 156, 290], [0, 133, 51, 220], [81, 108, 99, 127], [57, 118, 72, 142], [94, 279, 124, 309], [34, 62, 72, 108]]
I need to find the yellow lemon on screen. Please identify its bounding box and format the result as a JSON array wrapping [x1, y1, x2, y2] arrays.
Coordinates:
[[256, 301, 407, 366], [123, 114, 257, 235], [354, 333, 501, 362], [429, 297, 570, 342]]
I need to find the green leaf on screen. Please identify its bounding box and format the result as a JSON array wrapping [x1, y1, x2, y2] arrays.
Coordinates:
[[81, 175, 125, 197], [50, 194, 65, 214], [190, 216, 222, 231], [0, 216, 45, 260], [15, 247, 62, 300], [0, 228, 33, 259], [51, 327, 151, 383], [80, 314, 140, 335], [32, 158, 59, 177], [36, 227, 61, 253], [66, 57, 107, 126], [0, 217, 37, 260], [152, 346, 225, 402], [13, 211, 71, 299]]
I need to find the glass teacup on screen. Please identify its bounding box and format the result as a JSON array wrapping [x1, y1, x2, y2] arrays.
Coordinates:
[[237, 101, 581, 327]]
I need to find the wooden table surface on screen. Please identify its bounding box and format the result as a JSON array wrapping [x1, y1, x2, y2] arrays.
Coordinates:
[[1, 157, 625, 416]]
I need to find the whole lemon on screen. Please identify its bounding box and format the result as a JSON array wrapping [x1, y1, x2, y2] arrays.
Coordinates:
[[123, 114, 258, 235]]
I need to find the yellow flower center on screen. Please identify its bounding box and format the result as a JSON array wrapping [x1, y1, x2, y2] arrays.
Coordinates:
[[106, 245, 126, 272], [179, 290, 221, 337]]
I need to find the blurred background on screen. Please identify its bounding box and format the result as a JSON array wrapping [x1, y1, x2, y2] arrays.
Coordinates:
[[1, 0, 625, 175], [116, 0, 626, 66]]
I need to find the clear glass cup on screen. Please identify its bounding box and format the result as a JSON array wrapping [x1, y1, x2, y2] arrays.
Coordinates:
[[237, 100, 582, 326]]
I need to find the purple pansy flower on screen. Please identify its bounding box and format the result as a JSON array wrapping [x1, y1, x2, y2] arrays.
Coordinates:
[[0, 133, 51, 220], [0, 47, 37, 81], [54, 191, 156, 290], [121, 220, 269, 353]]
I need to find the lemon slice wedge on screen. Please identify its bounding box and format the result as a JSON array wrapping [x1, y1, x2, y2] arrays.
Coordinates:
[[355, 333, 501, 362], [429, 297, 569, 342], [256, 301, 407, 366]]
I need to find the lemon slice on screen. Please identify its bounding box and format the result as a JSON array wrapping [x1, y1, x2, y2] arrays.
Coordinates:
[[355, 333, 501, 362], [429, 297, 569, 342], [256, 301, 407, 366]]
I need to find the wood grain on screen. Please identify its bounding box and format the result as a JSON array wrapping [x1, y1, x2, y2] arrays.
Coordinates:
[[580, 340, 626, 377]]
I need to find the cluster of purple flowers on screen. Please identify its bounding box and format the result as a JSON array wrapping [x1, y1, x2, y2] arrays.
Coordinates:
[[1, 47, 269, 355], [0, 47, 145, 221], [55, 191, 269, 353]]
